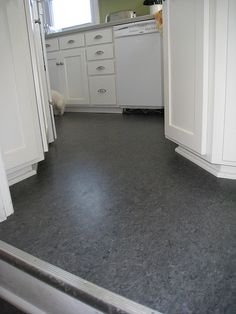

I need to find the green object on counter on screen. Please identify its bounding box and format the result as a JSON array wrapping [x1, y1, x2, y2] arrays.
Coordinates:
[[99, 0, 149, 23]]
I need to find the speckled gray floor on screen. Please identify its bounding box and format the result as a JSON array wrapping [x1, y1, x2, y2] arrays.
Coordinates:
[[0, 113, 236, 314]]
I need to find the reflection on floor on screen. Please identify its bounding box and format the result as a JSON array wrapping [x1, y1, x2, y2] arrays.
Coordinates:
[[0, 113, 236, 314]]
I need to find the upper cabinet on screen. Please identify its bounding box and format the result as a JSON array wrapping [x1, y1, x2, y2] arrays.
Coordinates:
[[163, 0, 209, 155]]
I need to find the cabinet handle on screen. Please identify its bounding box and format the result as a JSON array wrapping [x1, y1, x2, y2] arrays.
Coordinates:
[[56, 62, 60, 65], [96, 66, 105, 71], [95, 50, 104, 55], [98, 88, 107, 94], [94, 34, 103, 40], [34, 18, 41, 25], [46, 43, 50, 48], [68, 39, 75, 44]]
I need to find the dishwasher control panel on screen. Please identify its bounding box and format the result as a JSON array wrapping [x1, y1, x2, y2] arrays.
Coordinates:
[[114, 20, 158, 37]]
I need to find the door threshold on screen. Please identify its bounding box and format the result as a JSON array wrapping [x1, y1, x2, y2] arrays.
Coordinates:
[[0, 240, 161, 314]]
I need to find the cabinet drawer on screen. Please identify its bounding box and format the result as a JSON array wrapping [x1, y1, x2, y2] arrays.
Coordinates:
[[85, 28, 113, 46], [88, 60, 115, 76], [86, 44, 114, 61], [89, 76, 116, 105], [45, 38, 59, 52], [59, 33, 85, 50]]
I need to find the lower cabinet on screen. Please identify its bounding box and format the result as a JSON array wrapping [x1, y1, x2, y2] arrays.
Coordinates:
[[89, 76, 116, 105], [47, 48, 89, 106], [0, 0, 45, 185], [46, 27, 117, 110]]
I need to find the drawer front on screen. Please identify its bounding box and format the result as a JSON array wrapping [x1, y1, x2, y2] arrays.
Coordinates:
[[86, 44, 114, 61], [89, 76, 116, 105], [45, 38, 59, 52], [88, 60, 115, 76], [59, 33, 85, 50], [85, 28, 113, 46]]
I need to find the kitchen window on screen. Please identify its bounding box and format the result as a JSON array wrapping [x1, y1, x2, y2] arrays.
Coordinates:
[[44, 0, 99, 33]]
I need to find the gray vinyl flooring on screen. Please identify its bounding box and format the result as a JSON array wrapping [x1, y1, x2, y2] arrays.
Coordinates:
[[0, 113, 236, 314]]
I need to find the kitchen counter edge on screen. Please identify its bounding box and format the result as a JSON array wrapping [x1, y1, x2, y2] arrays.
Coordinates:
[[45, 15, 155, 39]]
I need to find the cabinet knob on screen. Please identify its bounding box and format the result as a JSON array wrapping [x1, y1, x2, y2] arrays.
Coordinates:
[[94, 34, 103, 40], [98, 88, 107, 94], [60, 62, 64, 65], [96, 66, 105, 71], [56, 62, 60, 65], [68, 39, 75, 44], [95, 50, 104, 55], [46, 43, 50, 48]]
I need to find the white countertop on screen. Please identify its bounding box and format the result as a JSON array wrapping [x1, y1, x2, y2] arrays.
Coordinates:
[[45, 15, 155, 39]]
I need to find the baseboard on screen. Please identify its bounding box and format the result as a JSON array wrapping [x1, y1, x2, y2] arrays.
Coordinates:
[[0, 241, 161, 314], [7, 164, 38, 186], [176, 146, 236, 180], [65, 106, 122, 114]]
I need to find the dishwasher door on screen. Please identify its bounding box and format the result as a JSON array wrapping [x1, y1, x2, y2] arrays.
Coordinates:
[[114, 25, 163, 109]]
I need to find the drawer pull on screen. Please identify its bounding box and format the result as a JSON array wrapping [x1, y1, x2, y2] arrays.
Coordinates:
[[68, 39, 75, 44], [98, 88, 107, 94], [96, 66, 105, 71], [94, 34, 103, 40], [95, 50, 104, 55], [46, 43, 51, 48]]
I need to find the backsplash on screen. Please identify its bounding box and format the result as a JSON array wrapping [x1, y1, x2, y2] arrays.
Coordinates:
[[98, 0, 149, 23]]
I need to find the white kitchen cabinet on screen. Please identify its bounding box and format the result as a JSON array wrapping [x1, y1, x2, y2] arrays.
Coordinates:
[[0, 0, 44, 184], [46, 27, 118, 111], [163, 0, 208, 155], [45, 38, 59, 52], [86, 43, 114, 61], [60, 48, 90, 105], [47, 51, 63, 93], [26, 0, 56, 148], [89, 76, 116, 105], [47, 48, 89, 106], [163, 0, 236, 179], [85, 28, 113, 46]]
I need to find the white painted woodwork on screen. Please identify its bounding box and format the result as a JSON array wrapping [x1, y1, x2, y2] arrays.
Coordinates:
[[163, 0, 209, 155], [86, 43, 114, 61], [25, 0, 48, 152], [37, 1, 57, 143], [0, 151, 13, 222], [0, 0, 44, 171], [60, 48, 90, 105], [222, 0, 236, 163], [89, 76, 116, 105], [164, 0, 236, 179], [45, 38, 59, 52], [47, 48, 90, 105], [59, 33, 85, 50], [88, 60, 115, 76], [47, 51, 63, 93], [85, 28, 113, 46]]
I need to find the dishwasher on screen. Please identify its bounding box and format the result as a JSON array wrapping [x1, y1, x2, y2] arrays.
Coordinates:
[[114, 20, 163, 109]]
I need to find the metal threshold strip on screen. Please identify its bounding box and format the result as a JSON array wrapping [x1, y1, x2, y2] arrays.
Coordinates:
[[0, 240, 161, 314]]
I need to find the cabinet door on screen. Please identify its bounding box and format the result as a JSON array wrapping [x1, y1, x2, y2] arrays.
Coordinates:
[[163, 0, 209, 155], [0, 0, 44, 171], [60, 48, 89, 105], [47, 51, 63, 94]]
